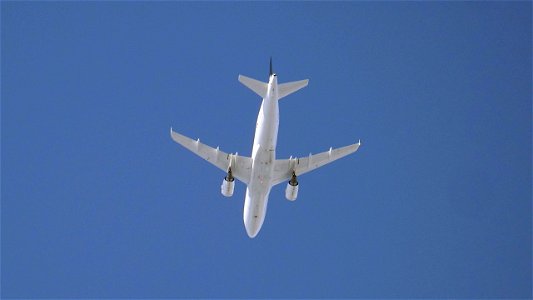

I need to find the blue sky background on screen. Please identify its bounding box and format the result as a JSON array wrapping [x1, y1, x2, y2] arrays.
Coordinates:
[[2, 2, 531, 298]]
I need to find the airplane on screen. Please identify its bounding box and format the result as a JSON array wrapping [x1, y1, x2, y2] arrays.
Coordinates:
[[170, 59, 361, 238]]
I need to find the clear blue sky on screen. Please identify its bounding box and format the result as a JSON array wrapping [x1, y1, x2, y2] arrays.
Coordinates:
[[2, 2, 531, 298]]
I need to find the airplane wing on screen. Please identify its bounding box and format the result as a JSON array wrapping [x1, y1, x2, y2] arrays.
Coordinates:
[[271, 141, 361, 186], [170, 128, 252, 184]]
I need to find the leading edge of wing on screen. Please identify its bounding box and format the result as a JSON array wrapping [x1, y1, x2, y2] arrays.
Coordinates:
[[271, 141, 361, 186], [170, 128, 252, 184]]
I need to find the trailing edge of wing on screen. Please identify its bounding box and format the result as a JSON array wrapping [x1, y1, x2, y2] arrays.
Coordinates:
[[271, 141, 361, 186], [170, 128, 252, 184]]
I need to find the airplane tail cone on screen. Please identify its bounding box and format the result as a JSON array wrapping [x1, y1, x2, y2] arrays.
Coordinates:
[[269, 57, 273, 76]]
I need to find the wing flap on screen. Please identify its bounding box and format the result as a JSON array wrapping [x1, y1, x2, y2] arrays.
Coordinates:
[[170, 128, 252, 184]]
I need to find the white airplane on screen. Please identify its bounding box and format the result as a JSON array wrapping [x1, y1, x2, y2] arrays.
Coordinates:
[[170, 59, 361, 238]]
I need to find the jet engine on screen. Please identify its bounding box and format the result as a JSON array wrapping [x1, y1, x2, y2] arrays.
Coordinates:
[[221, 168, 235, 197], [285, 171, 299, 201]]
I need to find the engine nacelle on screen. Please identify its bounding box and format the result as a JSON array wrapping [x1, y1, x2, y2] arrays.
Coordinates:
[[285, 182, 299, 201], [221, 177, 235, 197], [221, 167, 235, 197], [285, 171, 299, 201]]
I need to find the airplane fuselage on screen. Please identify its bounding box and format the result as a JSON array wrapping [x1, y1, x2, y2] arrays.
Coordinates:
[[243, 75, 279, 238]]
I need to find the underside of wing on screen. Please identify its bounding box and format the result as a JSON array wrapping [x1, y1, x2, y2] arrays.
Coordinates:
[[170, 128, 252, 184], [272, 141, 361, 186]]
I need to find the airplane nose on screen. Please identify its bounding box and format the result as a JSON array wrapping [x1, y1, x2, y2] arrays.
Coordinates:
[[245, 223, 259, 238]]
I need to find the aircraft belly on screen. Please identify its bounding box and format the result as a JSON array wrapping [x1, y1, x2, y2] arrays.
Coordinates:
[[243, 184, 270, 238], [243, 148, 274, 238]]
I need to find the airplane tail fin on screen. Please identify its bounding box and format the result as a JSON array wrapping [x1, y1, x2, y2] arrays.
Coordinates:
[[238, 75, 267, 98], [278, 79, 309, 100]]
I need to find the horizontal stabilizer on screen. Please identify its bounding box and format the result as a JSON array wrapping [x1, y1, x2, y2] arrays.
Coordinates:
[[278, 79, 309, 100], [238, 75, 267, 98]]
